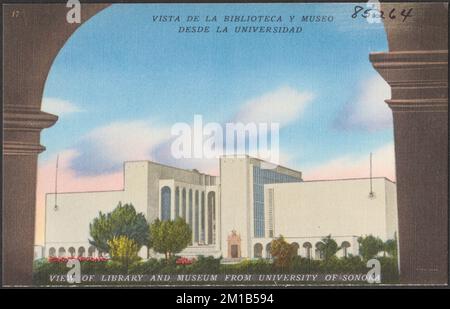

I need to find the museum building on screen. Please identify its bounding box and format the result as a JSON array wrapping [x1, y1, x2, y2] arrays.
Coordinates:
[[41, 155, 398, 261]]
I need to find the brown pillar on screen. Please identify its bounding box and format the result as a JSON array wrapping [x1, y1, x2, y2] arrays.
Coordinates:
[[370, 3, 448, 284], [2, 3, 108, 286]]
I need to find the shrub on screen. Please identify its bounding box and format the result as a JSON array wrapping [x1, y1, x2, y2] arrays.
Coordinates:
[[108, 235, 141, 271], [222, 259, 273, 274], [378, 256, 399, 283], [150, 218, 192, 261], [270, 236, 296, 270], [191, 256, 221, 273], [89, 202, 149, 254], [358, 235, 384, 261]]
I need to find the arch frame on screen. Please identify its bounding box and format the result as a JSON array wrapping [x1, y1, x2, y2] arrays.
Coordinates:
[[2, 2, 447, 285]]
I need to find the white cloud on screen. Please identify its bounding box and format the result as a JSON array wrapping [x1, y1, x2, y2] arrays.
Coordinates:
[[303, 143, 396, 182], [71, 120, 171, 174], [86, 120, 169, 161], [41, 97, 83, 116], [234, 86, 314, 126], [339, 75, 392, 131]]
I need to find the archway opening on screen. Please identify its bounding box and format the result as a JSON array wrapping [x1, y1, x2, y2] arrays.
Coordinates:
[[254, 243, 263, 258], [160, 186, 171, 221], [303, 242, 312, 259]]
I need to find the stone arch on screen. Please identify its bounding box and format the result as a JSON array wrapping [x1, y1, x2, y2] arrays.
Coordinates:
[[48, 247, 56, 257], [58, 247, 66, 257], [88, 246, 96, 257], [303, 242, 312, 259], [2, 2, 447, 285], [78, 247, 86, 257], [266, 243, 272, 259], [254, 243, 263, 258], [291, 242, 300, 256], [3, 4, 110, 284], [68, 247, 76, 257], [227, 230, 241, 259], [160, 186, 171, 221], [315, 242, 324, 260]]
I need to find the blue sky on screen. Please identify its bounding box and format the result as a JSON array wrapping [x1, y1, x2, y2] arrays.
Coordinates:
[[40, 3, 394, 178]]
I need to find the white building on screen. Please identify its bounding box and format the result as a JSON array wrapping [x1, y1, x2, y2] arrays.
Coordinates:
[[44, 155, 398, 261]]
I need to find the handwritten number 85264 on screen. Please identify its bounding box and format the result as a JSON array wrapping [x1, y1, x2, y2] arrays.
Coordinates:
[[352, 6, 413, 22]]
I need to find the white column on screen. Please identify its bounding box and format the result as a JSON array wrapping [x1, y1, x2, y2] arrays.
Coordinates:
[[199, 192, 203, 244], [192, 191, 197, 245], [212, 193, 216, 245], [189, 190, 194, 244], [205, 192, 210, 245], [215, 190, 220, 248]]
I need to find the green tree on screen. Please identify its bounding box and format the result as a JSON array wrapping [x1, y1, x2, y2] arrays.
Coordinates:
[[383, 238, 398, 258], [357, 235, 384, 261], [108, 235, 140, 270], [270, 235, 296, 269], [149, 218, 191, 261], [89, 202, 149, 253], [316, 235, 339, 262]]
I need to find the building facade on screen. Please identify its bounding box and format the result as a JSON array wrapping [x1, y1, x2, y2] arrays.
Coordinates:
[[43, 156, 398, 261]]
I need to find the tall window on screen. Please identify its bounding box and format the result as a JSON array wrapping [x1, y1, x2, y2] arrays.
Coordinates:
[[188, 189, 193, 226], [315, 242, 324, 260], [303, 242, 312, 259], [182, 188, 187, 220], [266, 243, 272, 259], [207, 191, 216, 244], [201, 191, 205, 243], [292, 242, 300, 256], [267, 188, 274, 238], [254, 243, 263, 258], [161, 186, 171, 221], [253, 166, 300, 238], [175, 187, 180, 218]]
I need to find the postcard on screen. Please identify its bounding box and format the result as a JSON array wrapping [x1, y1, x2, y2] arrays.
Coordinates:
[[2, 1, 448, 290]]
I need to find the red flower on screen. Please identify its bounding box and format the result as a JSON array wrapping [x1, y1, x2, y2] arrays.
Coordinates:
[[176, 257, 194, 265]]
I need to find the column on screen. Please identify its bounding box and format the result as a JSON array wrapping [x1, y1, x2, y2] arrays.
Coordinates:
[[170, 186, 175, 220], [370, 3, 448, 284], [193, 191, 197, 245], [188, 189, 193, 244], [205, 192, 210, 245], [2, 4, 108, 285]]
